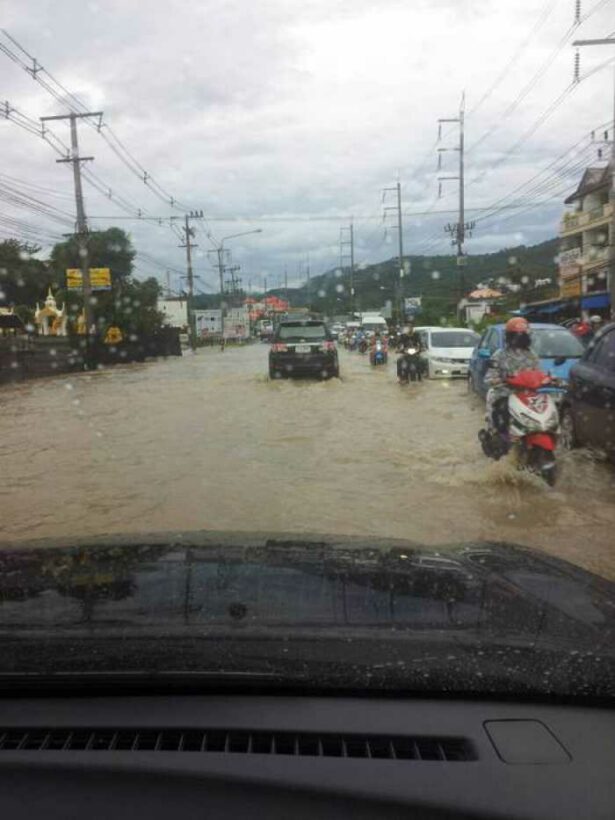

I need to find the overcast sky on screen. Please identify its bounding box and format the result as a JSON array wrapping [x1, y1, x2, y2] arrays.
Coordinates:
[[1, 0, 614, 293]]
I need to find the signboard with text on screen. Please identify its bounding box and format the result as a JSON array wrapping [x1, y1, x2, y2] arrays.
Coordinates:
[[66, 268, 112, 291], [404, 297, 422, 316], [560, 278, 582, 299]]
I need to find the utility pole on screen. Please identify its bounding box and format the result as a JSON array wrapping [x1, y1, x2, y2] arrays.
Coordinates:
[[284, 268, 288, 305], [166, 270, 171, 299], [383, 183, 404, 322], [178, 210, 203, 351], [208, 229, 263, 341], [438, 93, 475, 314], [340, 222, 355, 317], [41, 110, 102, 340], [573, 35, 615, 319]]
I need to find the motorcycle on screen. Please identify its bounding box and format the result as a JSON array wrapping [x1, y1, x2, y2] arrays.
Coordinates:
[[358, 338, 369, 355], [478, 369, 560, 486], [370, 340, 388, 366], [397, 347, 422, 383]]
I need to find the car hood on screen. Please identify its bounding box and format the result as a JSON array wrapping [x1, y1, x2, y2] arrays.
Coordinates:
[[0, 531, 614, 698]]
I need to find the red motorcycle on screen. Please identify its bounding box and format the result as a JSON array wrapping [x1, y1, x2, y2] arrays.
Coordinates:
[[479, 369, 562, 486]]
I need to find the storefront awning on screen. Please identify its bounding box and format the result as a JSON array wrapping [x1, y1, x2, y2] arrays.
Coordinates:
[[581, 293, 610, 310]]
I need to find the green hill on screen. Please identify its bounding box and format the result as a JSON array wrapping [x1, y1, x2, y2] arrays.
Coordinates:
[[192, 238, 560, 321], [291, 238, 559, 320]]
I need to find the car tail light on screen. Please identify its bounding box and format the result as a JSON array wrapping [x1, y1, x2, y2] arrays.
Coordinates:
[[271, 343, 288, 352], [321, 341, 336, 351]]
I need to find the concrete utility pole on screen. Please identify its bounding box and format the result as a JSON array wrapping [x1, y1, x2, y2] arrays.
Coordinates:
[[340, 222, 355, 316], [41, 110, 102, 337], [208, 229, 263, 340], [178, 210, 203, 351], [438, 93, 475, 310], [573, 36, 615, 318], [383, 183, 405, 321]]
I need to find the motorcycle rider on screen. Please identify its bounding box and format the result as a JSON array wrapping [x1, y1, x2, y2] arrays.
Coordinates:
[[484, 317, 539, 435], [396, 323, 421, 353], [396, 324, 422, 381]]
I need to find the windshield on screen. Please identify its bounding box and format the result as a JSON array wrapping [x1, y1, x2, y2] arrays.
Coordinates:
[[531, 329, 584, 358], [277, 323, 327, 340], [2, 1, 615, 703], [430, 331, 480, 348]]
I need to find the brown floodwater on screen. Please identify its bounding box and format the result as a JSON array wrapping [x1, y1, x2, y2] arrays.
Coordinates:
[[2, 343, 615, 578]]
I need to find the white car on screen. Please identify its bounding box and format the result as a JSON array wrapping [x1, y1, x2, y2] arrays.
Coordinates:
[[415, 326, 480, 379]]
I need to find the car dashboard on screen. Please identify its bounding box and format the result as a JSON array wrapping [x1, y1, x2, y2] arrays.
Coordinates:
[[0, 693, 612, 819]]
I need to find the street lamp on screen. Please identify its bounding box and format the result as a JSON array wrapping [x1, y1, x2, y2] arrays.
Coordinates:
[[209, 229, 263, 339]]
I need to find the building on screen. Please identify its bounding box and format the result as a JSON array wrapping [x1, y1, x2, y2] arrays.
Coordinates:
[[559, 164, 612, 319], [457, 288, 503, 325], [0, 307, 25, 337]]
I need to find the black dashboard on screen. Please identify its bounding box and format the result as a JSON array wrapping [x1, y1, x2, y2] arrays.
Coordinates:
[[0, 694, 612, 819]]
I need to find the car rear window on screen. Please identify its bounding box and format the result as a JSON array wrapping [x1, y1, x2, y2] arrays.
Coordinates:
[[277, 323, 327, 341], [531, 329, 584, 358]]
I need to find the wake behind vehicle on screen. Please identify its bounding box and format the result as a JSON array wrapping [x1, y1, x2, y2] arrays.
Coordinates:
[[479, 369, 560, 485], [269, 319, 339, 379]]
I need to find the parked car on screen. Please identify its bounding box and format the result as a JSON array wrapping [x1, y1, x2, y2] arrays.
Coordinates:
[[269, 319, 339, 379], [560, 322, 615, 458], [415, 327, 480, 379], [468, 322, 585, 399]]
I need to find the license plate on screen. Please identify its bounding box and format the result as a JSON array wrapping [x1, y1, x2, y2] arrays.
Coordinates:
[[295, 344, 311, 353]]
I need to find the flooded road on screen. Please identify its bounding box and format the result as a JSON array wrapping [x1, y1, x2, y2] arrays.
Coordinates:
[[2, 343, 615, 578]]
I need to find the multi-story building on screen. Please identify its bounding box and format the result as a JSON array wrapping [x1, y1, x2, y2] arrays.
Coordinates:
[[559, 164, 612, 318]]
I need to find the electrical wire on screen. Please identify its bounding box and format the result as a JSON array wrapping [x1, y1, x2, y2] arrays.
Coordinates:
[[0, 29, 198, 213]]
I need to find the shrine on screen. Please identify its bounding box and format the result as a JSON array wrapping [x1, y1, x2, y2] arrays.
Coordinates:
[[34, 288, 68, 336]]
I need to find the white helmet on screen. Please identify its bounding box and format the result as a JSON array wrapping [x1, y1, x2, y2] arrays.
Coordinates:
[[590, 315, 602, 325]]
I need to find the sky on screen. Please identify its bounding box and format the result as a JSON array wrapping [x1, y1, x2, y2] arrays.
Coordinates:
[[1, 0, 614, 294]]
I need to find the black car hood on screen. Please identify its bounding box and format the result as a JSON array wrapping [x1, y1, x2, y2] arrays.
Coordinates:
[[0, 531, 614, 698]]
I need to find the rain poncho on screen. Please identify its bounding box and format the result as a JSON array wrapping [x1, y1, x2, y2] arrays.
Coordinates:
[[485, 346, 540, 425]]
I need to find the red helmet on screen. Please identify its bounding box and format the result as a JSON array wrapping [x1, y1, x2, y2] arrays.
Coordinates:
[[505, 317, 530, 334]]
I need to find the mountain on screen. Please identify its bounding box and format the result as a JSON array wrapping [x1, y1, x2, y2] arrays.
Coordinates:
[[191, 238, 560, 320], [290, 238, 559, 318]]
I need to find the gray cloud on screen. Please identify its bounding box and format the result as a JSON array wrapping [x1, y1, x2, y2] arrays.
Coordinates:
[[1, 0, 612, 291]]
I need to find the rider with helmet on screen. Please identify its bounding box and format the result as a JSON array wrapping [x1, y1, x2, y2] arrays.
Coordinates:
[[484, 317, 539, 433]]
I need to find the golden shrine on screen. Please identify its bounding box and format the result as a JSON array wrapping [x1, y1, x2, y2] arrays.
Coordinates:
[[34, 288, 68, 336]]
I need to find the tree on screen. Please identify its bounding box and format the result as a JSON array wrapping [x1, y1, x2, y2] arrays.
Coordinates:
[[49, 227, 162, 336], [0, 239, 58, 311], [49, 227, 135, 283]]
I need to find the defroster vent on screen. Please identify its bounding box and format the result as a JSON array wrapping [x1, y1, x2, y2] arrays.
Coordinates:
[[0, 728, 475, 761]]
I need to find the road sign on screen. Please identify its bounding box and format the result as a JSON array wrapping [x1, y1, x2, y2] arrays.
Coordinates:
[[66, 268, 112, 291]]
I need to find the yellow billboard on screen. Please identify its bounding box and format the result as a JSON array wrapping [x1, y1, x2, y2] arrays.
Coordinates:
[[66, 268, 112, 291], [560, 278, 582, 299]]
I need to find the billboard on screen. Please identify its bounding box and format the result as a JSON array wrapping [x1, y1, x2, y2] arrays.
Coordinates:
[[404, 297, 422, 316], [66, 268, 111, 291], [194, 309, 222, 336], [560, 278, 582, 299]]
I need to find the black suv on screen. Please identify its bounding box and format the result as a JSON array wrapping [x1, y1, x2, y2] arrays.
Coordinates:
[[269, 320, 339, 379], [561, 321, 615, 458]]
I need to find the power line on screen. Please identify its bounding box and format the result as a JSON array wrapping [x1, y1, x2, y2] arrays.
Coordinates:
[[467, 0, 559, 118], [0, 29, 198, 213]]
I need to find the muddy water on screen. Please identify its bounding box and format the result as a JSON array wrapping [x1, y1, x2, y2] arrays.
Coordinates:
[[2, 344, 615, 578]]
